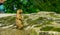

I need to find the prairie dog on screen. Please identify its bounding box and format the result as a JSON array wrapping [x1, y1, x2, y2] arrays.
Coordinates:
[[16, 9, 23, 29]]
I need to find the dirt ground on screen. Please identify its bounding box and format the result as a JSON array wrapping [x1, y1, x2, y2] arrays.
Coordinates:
[[0, 28, 30, 35]]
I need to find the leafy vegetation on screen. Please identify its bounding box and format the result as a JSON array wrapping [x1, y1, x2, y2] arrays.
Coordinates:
[[4, 0, 60, 13]]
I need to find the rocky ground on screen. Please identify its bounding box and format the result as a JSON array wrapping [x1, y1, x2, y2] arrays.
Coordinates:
[[0, 12, 60, 35]]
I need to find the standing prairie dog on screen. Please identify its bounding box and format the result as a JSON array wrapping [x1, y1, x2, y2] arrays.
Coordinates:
[[16, 9, 23, 29]]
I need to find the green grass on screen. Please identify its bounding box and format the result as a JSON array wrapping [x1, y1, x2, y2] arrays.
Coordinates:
[[24, 15, 29, 19], [0, 16, 16, 26], [52, 28, 60, 32], [40, 26, 54, 31], [40, 26, 60, 32]]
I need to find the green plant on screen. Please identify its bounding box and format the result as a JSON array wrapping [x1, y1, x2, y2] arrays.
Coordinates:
[[4, 0, 60, 13]]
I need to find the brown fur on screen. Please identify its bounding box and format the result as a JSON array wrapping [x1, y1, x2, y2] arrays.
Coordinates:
[[16, 9, 23, 29]]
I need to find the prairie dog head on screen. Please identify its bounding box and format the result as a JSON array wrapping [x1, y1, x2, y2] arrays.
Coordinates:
[[17, 9, 23, 14]]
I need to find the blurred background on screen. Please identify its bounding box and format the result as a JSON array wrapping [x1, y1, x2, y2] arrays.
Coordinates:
[[0, 0, 60, 13]]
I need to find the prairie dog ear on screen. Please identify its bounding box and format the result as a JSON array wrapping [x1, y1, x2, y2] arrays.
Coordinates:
[[17, 9, 23, 14]]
